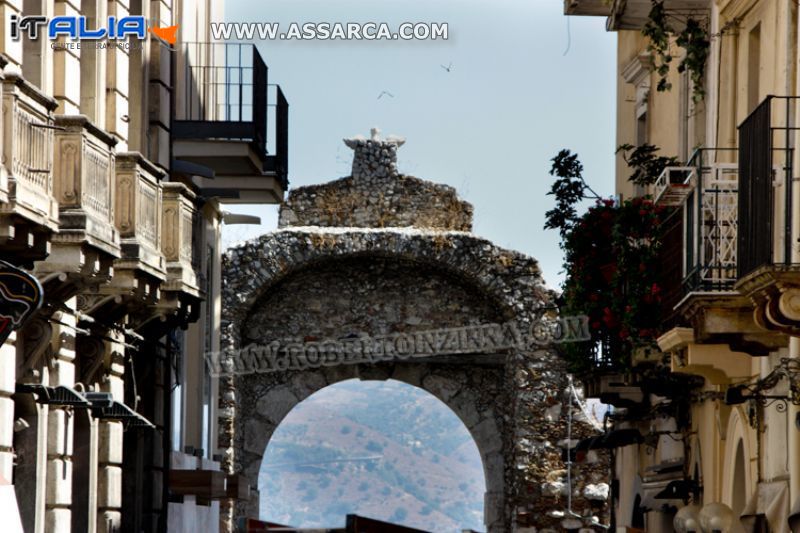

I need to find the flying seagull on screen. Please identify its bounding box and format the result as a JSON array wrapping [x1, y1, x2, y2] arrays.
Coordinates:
[[377, 91, 394, 100], [440, 62, 453, 72]]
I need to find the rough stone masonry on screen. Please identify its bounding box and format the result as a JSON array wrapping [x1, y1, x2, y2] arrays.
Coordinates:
[[218, 129, 609, 532]]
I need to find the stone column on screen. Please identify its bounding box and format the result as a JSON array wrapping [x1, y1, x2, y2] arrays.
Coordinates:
[[146, 0, 173, 168], [106, 0, 131, 149], [52, 0, 81, 114], [45, 301, 78, 533], [97, 330, 125, 533]]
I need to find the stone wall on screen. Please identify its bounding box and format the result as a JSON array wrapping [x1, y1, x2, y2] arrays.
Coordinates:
[[278, 175, 473, 231], [278, 130, 472, 231]]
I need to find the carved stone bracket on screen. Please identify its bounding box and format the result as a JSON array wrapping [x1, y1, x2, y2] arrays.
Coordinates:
[[737, 266, 800, 337]]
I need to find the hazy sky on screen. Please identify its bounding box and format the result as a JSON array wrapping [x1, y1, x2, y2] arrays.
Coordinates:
[[220, 0, 617, 290]]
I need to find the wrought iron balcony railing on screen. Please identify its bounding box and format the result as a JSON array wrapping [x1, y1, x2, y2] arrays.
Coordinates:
[[657, 148, 739, 296], [682, 148, 739, 292], [173, 42, 288, 187], [738, 96, 800, 279]]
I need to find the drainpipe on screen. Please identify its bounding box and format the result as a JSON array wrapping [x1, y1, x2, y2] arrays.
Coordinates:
[[788, 0, 800, 510], [707, 2, 720, 151]]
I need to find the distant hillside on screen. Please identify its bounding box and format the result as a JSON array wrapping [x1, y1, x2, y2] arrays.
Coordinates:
[[259, 379, 485, 532]]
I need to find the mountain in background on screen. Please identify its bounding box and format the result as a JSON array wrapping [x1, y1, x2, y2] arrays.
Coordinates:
[[259, 379, 486, 532]]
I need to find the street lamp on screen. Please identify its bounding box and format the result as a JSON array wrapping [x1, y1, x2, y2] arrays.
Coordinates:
[[674, 504, 702, 533], [698, 502, 734, 533]]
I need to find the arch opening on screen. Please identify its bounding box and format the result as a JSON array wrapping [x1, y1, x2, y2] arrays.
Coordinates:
[[258, 379, 487, 532]]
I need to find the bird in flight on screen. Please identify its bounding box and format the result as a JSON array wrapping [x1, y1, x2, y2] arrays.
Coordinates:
[[440, 62, 453, 72], [377, 91, 394, 100]]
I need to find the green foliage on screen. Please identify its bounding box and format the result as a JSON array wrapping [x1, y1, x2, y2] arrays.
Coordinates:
[[642, 0, 709, 101], [544, 150, 601, 241], [676, 17, 710, 101], [616, 143, 678, 186], [642, 0, 672, 92]]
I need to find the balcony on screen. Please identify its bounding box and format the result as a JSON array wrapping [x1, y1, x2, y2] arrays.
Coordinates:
[[606, 0, 709, 31], [736, 96, 800, 336], [160, 182, 202, 310], [0, 73, 59, 263], [50, 116, 120, 257], [564, 0, 611, 17], [564, 0, 708, 31], [172, 42, 288, 204], [659, 148, 783, 354], [79, 152, 169, 322]]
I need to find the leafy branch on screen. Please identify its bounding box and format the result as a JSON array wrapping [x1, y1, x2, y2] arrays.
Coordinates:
[[642, 0, 709, 101], [616, 144, 678, 186], [544, 150, 603, 241]]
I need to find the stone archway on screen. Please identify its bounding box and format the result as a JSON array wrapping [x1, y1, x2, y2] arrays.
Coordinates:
[[218, 131, 606, 532], [251, 372, 499, 530]]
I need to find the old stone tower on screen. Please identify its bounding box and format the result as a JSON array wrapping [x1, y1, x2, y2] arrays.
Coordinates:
[[217, 129, 608, 532]]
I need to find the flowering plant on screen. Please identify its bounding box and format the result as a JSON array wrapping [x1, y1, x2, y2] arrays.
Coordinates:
[[545, 150, 670, 373]]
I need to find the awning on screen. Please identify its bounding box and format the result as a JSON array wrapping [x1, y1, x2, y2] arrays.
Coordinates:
[[640, 477, 685, 511], [741, 481, 790, 533]]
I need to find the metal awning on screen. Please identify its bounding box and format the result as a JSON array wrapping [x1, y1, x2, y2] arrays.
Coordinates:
[[640, 477, 685, 511], [85, 391, 155, 429], [16, 384, 90, 407]]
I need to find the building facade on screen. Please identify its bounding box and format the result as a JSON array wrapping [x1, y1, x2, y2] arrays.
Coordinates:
[[0, 0, 288, 531], [566, 0, 800, 531]]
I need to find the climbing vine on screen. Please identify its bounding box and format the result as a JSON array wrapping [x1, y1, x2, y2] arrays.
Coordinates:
[[642, 0, 709, 102]]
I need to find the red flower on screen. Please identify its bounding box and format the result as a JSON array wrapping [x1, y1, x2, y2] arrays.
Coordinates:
[[651, 283, 661, 294]]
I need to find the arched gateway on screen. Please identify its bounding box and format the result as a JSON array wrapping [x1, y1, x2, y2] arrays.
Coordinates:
[[217, 131, 607, 532]]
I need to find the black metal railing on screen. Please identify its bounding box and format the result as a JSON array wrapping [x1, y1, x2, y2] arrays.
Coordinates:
[[681, 147, 739, 293], [659, 206, 684, 325], [264, 85, 288, 182], [174, 42, 288, 186], [738, 96, 800, 278]]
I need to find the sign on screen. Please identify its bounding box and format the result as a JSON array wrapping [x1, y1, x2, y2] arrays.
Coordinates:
[[0, 260, 44, 344]]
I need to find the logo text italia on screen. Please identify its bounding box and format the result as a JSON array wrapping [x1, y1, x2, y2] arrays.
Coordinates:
[[10, 15, 146, 40]]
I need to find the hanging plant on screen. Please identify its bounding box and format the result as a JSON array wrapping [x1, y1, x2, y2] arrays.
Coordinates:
[[642, 0, 673, 92], [676, 17, 710, 102], [642, 0, 709, 101]]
